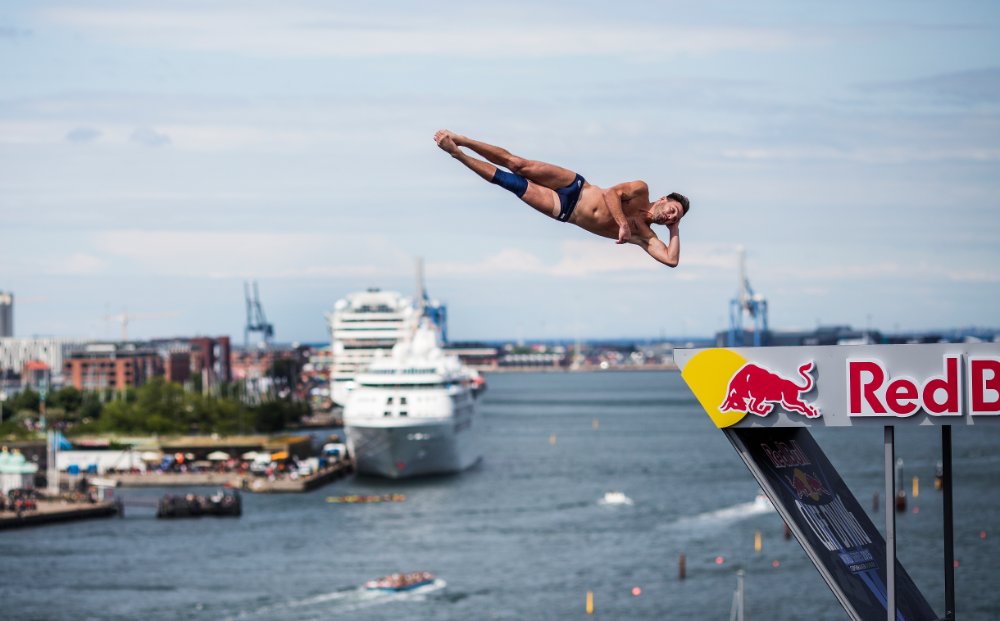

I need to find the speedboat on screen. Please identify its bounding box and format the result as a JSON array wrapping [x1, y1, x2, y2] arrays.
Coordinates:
[[365, 571, 435, 592]]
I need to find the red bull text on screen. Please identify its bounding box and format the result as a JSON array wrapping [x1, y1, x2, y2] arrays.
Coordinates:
[[848, 356, 1000, 417]]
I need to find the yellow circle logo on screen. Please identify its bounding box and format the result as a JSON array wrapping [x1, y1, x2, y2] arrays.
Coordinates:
[[680, 348, 749, 428]]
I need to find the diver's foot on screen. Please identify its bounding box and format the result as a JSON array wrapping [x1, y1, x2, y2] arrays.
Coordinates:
[[434, 129, 461, 155]]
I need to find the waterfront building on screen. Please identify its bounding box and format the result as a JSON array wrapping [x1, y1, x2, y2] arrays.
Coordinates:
[[712, 325, 963, 347], [147, 336, 232, 388], [306, 346, 334, 377], [444, 342, 500, 371], [498, 351, 566, 369], [0, 291, 12, 337], [0, 448, 38, 495], [157, 434, 313, 462], [64, 344, 163, 391], [190, 336, 232, 384], [0, 337, 87, 384], [20, 361, 50, 392]]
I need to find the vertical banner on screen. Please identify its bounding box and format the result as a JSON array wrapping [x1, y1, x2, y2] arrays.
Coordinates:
[[727, 427, 937, 621]]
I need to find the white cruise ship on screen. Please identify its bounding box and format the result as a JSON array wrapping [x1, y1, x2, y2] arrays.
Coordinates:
[[343, 320, 482, 479], [327, 288, 445, 406]]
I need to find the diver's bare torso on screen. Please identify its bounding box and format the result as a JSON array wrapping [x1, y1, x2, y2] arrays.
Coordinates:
[[570, 182, 655, 242]]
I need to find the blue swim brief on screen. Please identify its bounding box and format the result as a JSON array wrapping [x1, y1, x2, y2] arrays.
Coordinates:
[[556, 174, 585, 222]]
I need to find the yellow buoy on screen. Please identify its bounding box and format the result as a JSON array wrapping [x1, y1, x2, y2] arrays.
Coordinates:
[[586, 590, 594, 615], [754, 529, 762, 553], [912, 476, 919, 498], [549, 433, 557, 446]]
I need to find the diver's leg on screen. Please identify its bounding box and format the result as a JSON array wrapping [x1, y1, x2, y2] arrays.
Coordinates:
[[436, 131, 562, 219], [516, 182, 561, 220], [437, 130, 577, 190]]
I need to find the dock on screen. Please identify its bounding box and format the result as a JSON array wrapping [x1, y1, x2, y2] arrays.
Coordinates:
[[238, 460, 353, 493], [70, 459, 354, 494], [90, 471, 241, 488], [0, 499, 120, 531]]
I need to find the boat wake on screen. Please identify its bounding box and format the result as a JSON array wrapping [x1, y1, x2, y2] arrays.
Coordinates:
[[227, 579, 447, 620], [664, 495, 775, 532]]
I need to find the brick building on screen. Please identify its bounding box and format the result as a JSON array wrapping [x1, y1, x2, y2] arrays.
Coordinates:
[[64, 344, 163, 391]]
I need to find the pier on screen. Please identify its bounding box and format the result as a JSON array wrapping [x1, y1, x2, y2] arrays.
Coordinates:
[[65, 458, 354, 494], [0, 499, 120, 531], [237, 460, 353, 493]]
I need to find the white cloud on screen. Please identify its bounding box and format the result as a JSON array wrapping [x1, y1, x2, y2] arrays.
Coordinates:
[[944, 269, 1000, 283], [92, 230, 407, 279], [65, 127, 102, 144], [45, 253, 108, 275], [721, 146, 1000, 164], [130, 127, 171, 147], [0, 120, 340, 152], [43, 6, 816, 60], [429, 240, 737, 278], [766, 261, 1000, 284]]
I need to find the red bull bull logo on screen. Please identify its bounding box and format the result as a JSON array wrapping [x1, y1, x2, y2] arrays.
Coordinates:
[[789, 467, 830, 501], [719, 361, 821, 419]]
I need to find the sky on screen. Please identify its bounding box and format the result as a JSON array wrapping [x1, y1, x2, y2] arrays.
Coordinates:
[[1, 1, 999, 344]]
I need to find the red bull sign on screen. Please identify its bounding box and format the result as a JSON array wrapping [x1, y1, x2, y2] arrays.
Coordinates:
[[671, 343, 987, 621], [674, 343, 1000, 428]]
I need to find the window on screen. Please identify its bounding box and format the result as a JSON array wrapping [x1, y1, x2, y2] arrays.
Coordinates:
[[400, 396, 407, 405], [384, 411, 391, 417], [399, 411, 408, 417]]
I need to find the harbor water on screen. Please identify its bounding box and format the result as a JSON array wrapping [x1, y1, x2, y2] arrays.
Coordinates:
[[2, 371, 998, 620]]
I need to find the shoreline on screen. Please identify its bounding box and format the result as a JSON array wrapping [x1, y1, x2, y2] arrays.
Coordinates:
[[481, 364, 678, 374]]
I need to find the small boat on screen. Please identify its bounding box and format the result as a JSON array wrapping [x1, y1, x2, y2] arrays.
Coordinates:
[[365, 571, 435, 592], [157, 489, 242, 518], [598, 491, 634, 506]]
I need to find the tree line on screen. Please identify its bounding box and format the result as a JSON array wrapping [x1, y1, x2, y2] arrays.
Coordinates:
[[0, 377, 309, 439]]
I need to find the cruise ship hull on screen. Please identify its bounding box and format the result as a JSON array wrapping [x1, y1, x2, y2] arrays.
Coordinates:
[[345, 418, 481, 479]]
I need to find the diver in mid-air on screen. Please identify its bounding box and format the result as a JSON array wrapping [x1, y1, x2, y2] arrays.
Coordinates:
[[434, 129, 690, 268]]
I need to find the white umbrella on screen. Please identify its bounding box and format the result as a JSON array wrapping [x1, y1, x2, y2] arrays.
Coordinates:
[[140, 451, 162, 462], [241, 451, 259, 460], [207, 451, 231, 461]]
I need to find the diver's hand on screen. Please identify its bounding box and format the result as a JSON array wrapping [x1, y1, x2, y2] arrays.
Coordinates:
[[617, 221, 631, 244]]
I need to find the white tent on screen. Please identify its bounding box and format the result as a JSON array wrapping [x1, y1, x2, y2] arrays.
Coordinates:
[[207, 451, 231, 461]]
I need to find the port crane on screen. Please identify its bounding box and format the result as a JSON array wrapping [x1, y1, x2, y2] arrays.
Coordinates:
[[727, 246, 769, 347], [244, 281, 274, 349]]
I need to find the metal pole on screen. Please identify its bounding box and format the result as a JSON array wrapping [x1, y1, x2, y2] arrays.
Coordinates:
[[737, 569, 745, 621], [884, 425, 896, 621], [943, 424, 955, 620]]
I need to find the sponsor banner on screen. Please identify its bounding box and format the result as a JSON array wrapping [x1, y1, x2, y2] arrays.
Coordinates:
[[728, 427, 937, 621], [674, 343, 1000, 428]]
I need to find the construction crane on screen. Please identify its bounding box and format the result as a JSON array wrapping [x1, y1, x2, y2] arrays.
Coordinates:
[[103, 309, 179, 342], [244, 281, 274, 349], [727, 247, 769, 347]]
